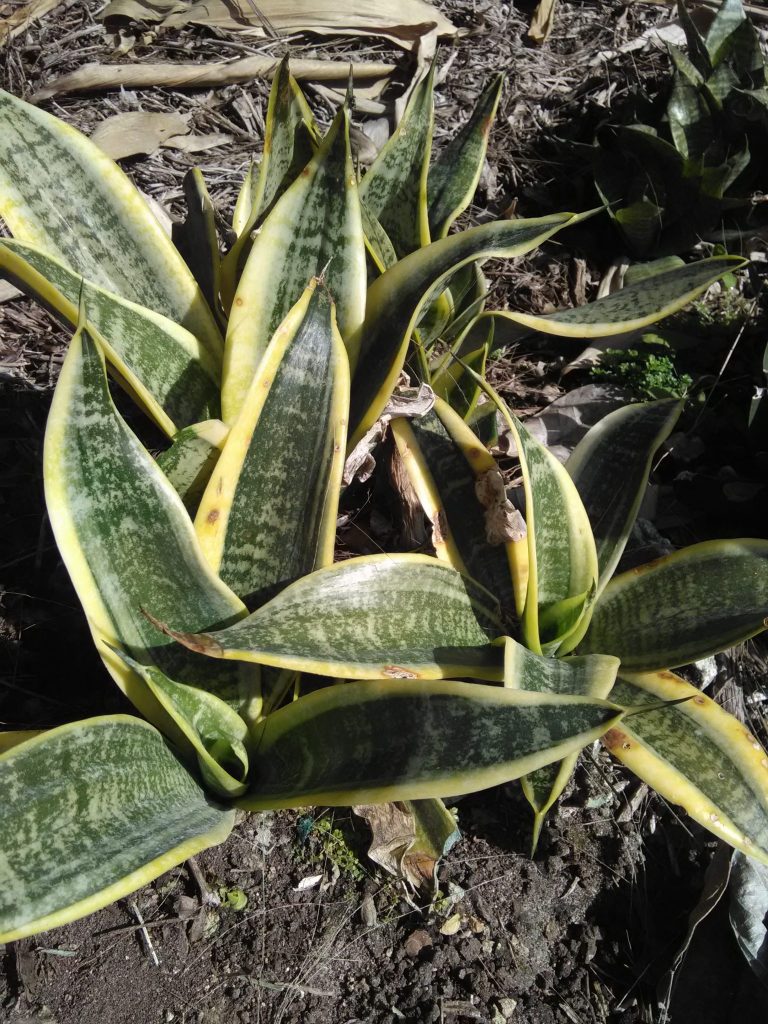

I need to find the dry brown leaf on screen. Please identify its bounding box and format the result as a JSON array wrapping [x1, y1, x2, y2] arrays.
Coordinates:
[[0, 0, 63, 47], [353, 803, 416, 880], [100, 0, 457, 51], [163, 132, 233, 153], [33, 56, 394, 102], [528, 0, 557, 46], [474, 469, 526, 545], [90, 111, 189, 160]]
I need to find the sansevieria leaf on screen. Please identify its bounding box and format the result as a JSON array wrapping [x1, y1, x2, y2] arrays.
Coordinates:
[[476, 256, 747, 339], [172, 168, 223, 325], [240, 679, 626, 808], [116, 651, 250, 800], [222, 57, 318, 307], [503, 635, 620, 695], [391, 397, 520, 620], [0, 89, 222, 354], [0, 239, 221, 435], [479, 381, 598, 655], [239, 57, 317, 228], [502, 637, 620, 851], [156, 419, 228, 514], [44, 321, 259, 732], [359, 61, 435, 258], [223, 101, 365, 423], [578, 539, 768, 670], [195, 280, 348, 604], [360, 202, 398, 273], [0, 716, 235, 943], [0, 731, 43, 754], [160, 554, 506, 681], [605, 672, 768, 864], [428, 73, 504, 239], [565, 399, 682, 590], [348, 212, 578, 446]]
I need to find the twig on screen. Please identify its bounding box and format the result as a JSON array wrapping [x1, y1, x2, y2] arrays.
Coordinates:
[[187, 855, 221, 907], [129, 899, 160, 967]]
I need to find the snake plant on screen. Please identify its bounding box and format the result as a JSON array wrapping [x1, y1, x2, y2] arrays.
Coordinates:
[[594, 0, 768, 257], [392, 387, 768, 853], [0, 62, 754, 943]]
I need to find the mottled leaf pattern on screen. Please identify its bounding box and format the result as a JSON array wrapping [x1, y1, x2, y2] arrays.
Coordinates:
[[0, 717, 234, 943], [483, 386, 597, 654], [564, 400, 682, 592], [224, 104, 365, 423], [606, 672, 768, 863], [481, 257, 746, 338], [0, 239, 220, 435], [428, 74, 503, 238], [358, 63, 434, 258], [44, 324, 260, 730], [578, 540, 768, 670], [240, 679, 625, 808], [163, 554, 506, 681], [196, 282, 348, 604], [156, 419, 228, 514], [0, 89, 222, 353]]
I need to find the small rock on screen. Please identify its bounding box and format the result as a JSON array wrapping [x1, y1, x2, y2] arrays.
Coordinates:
[[494, 997, 518, 1020], [361, 893, 377, 928], [440, 913, 462, 936], [404, 929, 433, 958]]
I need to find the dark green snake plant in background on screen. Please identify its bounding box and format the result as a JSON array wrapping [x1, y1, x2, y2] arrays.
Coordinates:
[[0, 60, 765, 944]]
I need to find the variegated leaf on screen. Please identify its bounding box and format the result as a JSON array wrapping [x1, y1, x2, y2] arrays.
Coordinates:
[[159, 554, 506, 681], [503, 635, 619, 695], [428, 73, 504, 238], [239, 678, 625, 808], [480, 382, 598, 655], [578, 539, 768, 670], [348, 213, 577, 447], [243, 57, 316, 224], [479, 256, 747, 338], [503, 637, 620, 851], [116, 651, 250, 799], [358, 62, 434, 258], [222, 58, 317, 306], [232, 162, 255, 236], [0, 89, 222, 355], [0, 239, 221, 436], [0, 716, 234, 943], [44, 321, 260, 733], [559, 399, 683, 654], [705, 0, 746, 61], [156, 419, 228, 514], [224, 103, 365, 423], [391, 398, 520, 619], [606, 672, 768, 864], [361, 201, 398, 273], [196, 281, 348, 604]]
